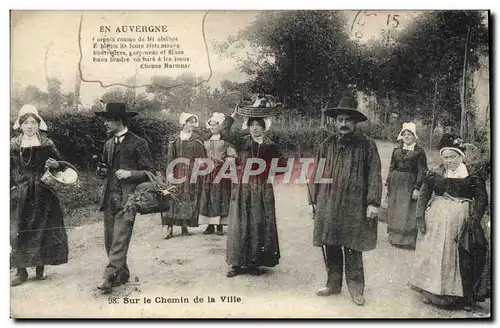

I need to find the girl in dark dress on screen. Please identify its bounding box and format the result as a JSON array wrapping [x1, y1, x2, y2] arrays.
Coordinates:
[[220, 107, 287, 278], [163, 112, 207, 239], [10, 105, 69, 287], [386, 122, 428, 249], [410, 134, 489, 309], [199, 112, 236, 236]]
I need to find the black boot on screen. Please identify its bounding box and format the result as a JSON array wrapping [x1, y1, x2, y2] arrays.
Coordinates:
[[216, 225, 224, 235], [11, 268, 28, 287], [203, 225, 215, 235], [35, 266, 46, 280]]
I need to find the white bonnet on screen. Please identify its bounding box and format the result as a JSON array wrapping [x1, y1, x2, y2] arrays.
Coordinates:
[[397, 122, 418, 140], [179, 112, 199, 127], [206, 112, 225, 129], [13, 104, 48, 131]]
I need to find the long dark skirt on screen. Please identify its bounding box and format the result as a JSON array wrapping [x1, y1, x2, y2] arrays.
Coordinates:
[[199, 167, 231, 225], [162, 180, 201, 227], [387, 170, 418, 248], [11, 181, 69, 268], [226, 178, 280, 268]]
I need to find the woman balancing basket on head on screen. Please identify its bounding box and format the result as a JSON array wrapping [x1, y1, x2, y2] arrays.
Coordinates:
[[219, 95, 289, 277]]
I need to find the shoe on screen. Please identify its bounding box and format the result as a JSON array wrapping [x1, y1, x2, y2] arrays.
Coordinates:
[[97, 278, 113, 293], [316, 287, 341, 297], [164, 226, 174, 239], [216, 225, 224, 235], [112, 273, 130, 287], [351, 293, 365, 306], [10, 274, 28, 287], [203, 225, 215, 235], [11, 269, 28, 287], [181, 228, 191, 236], [226, 266, 246, 278], [35, 266, 46, 280]]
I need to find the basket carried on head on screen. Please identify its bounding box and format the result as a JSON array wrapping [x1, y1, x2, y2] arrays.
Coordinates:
[[41, 161, 79, 188], [236, 94, 282, 117]]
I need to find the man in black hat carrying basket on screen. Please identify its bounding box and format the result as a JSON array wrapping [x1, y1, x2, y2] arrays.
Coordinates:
[[94, 103, 156, 293], [308, 93, 382, 306]]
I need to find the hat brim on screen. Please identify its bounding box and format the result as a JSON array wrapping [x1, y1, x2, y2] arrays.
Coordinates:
[[440, 147, 466, 158], [324, 107, 367, 122], [95, 112, 138, 119]]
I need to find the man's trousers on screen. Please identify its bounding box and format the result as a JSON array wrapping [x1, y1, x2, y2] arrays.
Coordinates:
[[103, 192, 136, 282], [324, 245, 365, 296]]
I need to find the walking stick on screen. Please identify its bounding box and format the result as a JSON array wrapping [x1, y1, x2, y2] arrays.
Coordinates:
[[306, 183, 328, 270]]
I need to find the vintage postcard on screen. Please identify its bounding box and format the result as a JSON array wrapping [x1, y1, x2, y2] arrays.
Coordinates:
[[9, 10, 491, 318]]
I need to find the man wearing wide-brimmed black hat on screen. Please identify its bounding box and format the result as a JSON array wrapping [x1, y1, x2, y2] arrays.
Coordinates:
[[94, 102, 156, 293], [308, 92, 382, 306]]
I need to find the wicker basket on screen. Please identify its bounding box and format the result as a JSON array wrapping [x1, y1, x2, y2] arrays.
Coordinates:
[[40, 161, 79, 188], [236, 105, 281, 118]]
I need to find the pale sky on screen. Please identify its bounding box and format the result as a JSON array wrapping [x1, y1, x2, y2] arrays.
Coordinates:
[[11, 10, 422, 107]]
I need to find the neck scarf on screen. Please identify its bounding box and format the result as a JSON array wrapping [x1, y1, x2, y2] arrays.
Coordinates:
[[180, 130, 192, 141], [402, 142, 416, 151], [252, 136, 264, 145]]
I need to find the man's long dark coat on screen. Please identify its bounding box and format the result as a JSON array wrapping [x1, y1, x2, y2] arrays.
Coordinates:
[[309, 130, 382, 252]]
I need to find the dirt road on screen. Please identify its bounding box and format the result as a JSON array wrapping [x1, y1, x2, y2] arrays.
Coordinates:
[[10, 141, 490, 318]]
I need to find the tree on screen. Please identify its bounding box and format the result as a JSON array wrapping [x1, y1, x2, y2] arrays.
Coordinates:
[[147, 73, 199, 113], [91, 86, 161, 115], [216, 10, 359, 116], [363, 11, 488, 137], [47, 78, 63, 114]]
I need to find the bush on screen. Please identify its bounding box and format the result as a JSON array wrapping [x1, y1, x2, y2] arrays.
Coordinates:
[[46, 112, 108, 169], [269, 128, 331, 157], [128, 116, 178, 172], [10, 112, 179, 173]]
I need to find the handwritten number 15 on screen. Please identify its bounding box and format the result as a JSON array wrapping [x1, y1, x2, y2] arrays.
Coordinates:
[[386, 14, 400, 28]]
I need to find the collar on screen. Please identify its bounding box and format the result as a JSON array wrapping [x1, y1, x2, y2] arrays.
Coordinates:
[[115, 127, 128, 138], [445, 163, 469, 179], [210, 133, 221, 141], [21, 133, 41, 147], [180, 130, 193, 141], [402, 142, 416, 151], [336, 129, 360, 145]]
